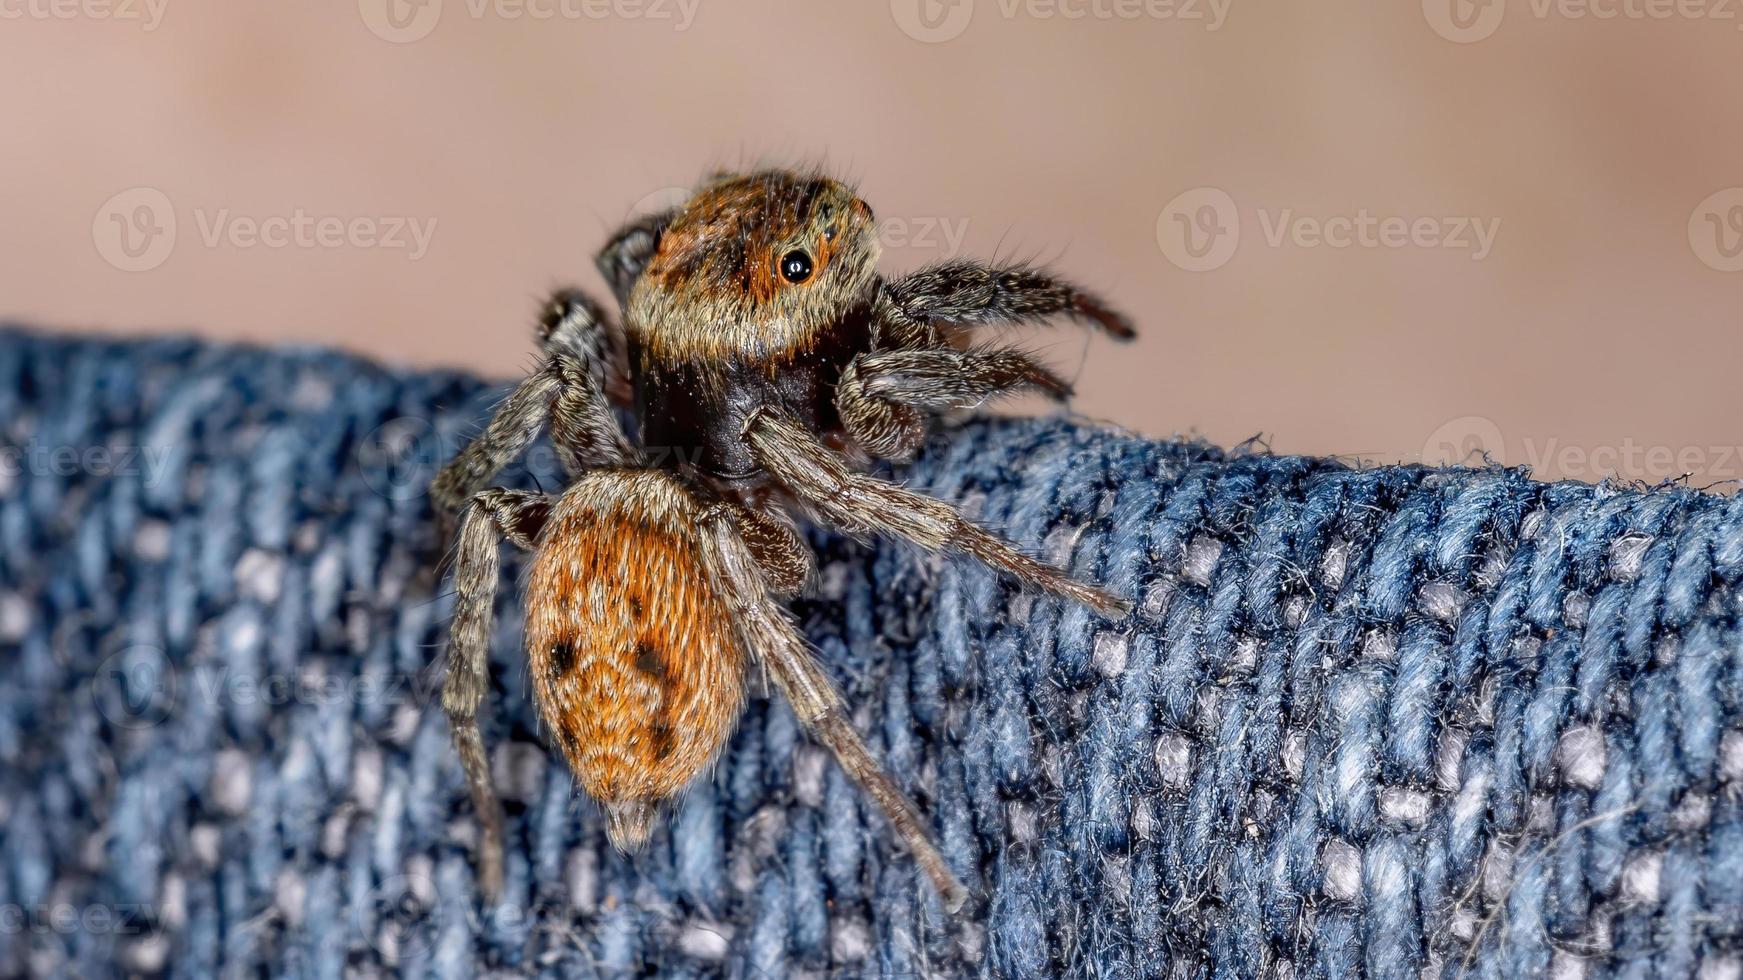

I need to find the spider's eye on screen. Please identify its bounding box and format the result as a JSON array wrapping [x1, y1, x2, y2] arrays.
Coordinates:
[[780, 249, 814, 284]]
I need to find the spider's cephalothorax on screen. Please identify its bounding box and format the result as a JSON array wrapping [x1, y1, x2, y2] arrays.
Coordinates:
[[431, 169, 1136, 913], [627, 174, 883, 484]]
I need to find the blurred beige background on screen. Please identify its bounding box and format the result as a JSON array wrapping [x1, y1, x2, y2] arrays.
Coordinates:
[[3, 0, 1740, 484]]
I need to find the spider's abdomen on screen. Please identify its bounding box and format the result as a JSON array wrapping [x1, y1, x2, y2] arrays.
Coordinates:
[[523, 470, 747, 849]]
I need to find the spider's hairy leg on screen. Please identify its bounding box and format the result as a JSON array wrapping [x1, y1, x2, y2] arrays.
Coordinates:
[[430, 368, 558, 518], [538, 287, 632, 408], [728, 504, 813, 598], [547, 352, 639, 475], [878, 259, 1136, 339], [444, 488, 552, 900], [429, 350, 633, 524], [697, 510, 969, 913], [595, 208, 674, 307], [744, 408, 1129, 618], [837, 347, 1073, 462]]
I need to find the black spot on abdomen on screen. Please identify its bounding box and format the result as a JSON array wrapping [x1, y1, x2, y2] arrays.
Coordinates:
[[648, 720, 675, 762], [634, 641, 664, 678], [548, 640, 576, 676]]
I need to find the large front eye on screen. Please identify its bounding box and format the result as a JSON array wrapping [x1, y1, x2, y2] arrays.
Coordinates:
[[780, 249, 814, 284]]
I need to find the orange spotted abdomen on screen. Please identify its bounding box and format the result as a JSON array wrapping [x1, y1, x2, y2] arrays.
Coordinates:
[[523, 471, 747, 847]]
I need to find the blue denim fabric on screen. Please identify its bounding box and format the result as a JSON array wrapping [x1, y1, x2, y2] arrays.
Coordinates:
[[0, 328, 1739, 979]]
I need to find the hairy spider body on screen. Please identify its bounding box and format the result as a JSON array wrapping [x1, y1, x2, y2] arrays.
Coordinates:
[[431, 169, 1136, 913]]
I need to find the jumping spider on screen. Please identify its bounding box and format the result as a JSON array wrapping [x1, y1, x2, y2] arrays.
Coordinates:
[[430, 169, 1134, 912]]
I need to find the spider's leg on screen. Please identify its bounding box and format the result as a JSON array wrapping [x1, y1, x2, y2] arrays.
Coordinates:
[[743, 408, 1128, 618], [727, 504, 813, 598], [547, 350, 639, 474], [430, 349, 632, 522], [878, 260, 1136, 339], [430, 366, 565, 520], [595, 208, 674, 307], [836, 347, 1073, 462], [696, 510, 968, 913], [538, 288, 632, 408], [444, 488, 552, 900]]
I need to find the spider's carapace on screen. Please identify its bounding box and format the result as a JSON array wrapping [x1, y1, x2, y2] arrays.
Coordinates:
[[627, 174, 882, 490]]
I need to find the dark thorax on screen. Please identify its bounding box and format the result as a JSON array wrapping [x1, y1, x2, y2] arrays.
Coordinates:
[[633, 301, 875, 492]]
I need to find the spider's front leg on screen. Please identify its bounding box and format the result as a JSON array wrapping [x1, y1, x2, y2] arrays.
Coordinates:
[[836, 347, 1074, 461], [744, 407, 1128, 618], [878, 259, 1136, 340], [838, 261, 1136, 462], [444, 488, 553, 899], [695, 508, 968, 913], [538, 288, 632, 408]]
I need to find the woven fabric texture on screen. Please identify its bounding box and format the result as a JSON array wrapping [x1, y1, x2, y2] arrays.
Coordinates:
[[0, 328, 1740, 979]]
